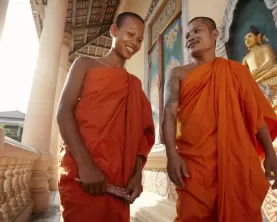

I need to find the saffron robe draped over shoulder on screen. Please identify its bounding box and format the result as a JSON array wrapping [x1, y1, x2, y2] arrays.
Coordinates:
[[175, 58, 277, 222], [58, 67, 155, 222]]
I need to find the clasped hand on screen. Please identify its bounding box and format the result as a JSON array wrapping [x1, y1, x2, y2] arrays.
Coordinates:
[[77, 161, 142, 203]]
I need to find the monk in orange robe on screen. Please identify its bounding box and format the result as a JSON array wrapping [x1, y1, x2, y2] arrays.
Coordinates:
[[57, 12, 154, 222], [162, 17, 277, 222]]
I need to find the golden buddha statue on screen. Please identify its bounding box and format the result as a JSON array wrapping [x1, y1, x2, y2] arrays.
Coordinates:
[[242, 25, 277, 84]]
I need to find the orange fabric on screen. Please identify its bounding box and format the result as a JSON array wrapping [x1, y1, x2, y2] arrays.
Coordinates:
[[175, 58, 277, 222], [58, 67, 154, 222]]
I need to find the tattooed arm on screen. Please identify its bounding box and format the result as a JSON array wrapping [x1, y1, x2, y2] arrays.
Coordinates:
[[162, 67, 181, 157], [162, 67, 189, 187]]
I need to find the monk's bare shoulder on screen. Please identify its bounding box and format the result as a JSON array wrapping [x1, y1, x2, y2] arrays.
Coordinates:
[[164, 66, 189, 104], [70, 56, 99, 76], [75, 56, 101, 70], [166, 63, 197, 83]]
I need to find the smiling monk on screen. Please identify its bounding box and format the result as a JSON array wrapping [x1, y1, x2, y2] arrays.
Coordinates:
[[162, 17, 277, 222], [57, 12, 155, 222]]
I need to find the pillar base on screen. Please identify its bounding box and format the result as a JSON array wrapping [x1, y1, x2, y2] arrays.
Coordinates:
[[48, 160, 58, 191], [48, 179, 58, 191], [31, 190, 49, 214], [31, 152, 51, 213]]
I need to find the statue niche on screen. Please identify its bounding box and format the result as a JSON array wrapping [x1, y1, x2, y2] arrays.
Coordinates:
[[242, 25, 277, 104], [242, 25, 277, 83]]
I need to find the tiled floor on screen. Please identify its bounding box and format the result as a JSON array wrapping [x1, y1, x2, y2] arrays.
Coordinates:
[[29, 191, 271, 222], [29, 192, 136, 222]]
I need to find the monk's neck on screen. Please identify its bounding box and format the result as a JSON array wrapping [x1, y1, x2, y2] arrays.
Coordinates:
[[102, 50, 126, 68], [192, 51, 216, 65]]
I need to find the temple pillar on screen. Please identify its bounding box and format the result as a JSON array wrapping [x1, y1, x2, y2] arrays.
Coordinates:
[[0, 0, 9, 40], [22, 0, 68, 213], [48, 30, 72, 191]]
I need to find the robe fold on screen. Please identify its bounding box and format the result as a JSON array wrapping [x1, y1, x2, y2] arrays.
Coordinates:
[[58, 67, 155, 222], [175, 58, 277, 222]]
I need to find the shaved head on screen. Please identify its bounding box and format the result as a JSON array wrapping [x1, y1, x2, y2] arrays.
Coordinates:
[[188, 17, 217, 30], [115, 12, 145, 28], [185, 16, 218, 58]]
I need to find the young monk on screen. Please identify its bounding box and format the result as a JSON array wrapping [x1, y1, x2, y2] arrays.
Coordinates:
[[162, 17, 277, 222], [57, 12, 155, 222]]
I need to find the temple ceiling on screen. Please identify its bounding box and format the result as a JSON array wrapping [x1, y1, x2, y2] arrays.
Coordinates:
[[30, 0, 120, 63], [30, 0, 159, 64]]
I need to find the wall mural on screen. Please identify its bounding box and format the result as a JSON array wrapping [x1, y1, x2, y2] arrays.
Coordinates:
[[162, 18, 182, 87], [149, 0, 181, 48], [149, 42, 160, 144]]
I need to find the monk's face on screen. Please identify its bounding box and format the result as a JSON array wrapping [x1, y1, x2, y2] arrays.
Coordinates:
[[111, 16, 144, 59], [186, 20, 218, 57], [245, 32, 258, 49]]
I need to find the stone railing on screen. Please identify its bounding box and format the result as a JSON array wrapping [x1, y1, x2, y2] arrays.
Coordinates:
[[132, 144, 277, 222], [0, 128, 40, 222]]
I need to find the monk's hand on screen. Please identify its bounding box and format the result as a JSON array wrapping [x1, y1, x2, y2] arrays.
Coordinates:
[[264, 150, 277, 189], [77, 160, 107, 196], [106, 185, 130, 199], [167, 151, 189, 188], [125, 171, 142, 204]]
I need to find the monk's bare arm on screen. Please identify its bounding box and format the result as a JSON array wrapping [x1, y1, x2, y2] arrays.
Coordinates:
[[162, 68, 180, 156], [256, 125, 275, 156], [57, 57, 92, 166]]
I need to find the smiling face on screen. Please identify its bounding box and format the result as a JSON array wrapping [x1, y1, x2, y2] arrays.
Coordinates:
[[185, 19, 218, 58], [110, 16, 145, 60]]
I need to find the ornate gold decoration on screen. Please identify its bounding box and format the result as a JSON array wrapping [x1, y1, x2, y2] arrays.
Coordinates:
[[148, 0, 181, 49], [164, 22, 179, 50]]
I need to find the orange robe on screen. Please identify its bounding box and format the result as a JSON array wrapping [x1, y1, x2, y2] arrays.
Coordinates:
[[58, 67, 155, 222], [175, 58, 277, 222]]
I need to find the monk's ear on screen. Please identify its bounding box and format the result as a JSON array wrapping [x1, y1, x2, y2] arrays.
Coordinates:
[[212, 29, 219, 41], [110, 24, 118, 38]]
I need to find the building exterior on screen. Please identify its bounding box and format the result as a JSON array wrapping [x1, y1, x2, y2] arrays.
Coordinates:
[[0, 110, 25, 142]]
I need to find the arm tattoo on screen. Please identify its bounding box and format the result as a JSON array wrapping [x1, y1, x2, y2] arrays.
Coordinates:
[[164, 69, 180, 106], [162, 68, 180, 151]]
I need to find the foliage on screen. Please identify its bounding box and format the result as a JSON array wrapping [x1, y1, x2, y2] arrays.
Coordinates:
[[0, 124, 22, 142]]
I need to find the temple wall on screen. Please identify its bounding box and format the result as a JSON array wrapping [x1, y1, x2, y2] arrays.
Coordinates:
[[187, 0, 228, 26]]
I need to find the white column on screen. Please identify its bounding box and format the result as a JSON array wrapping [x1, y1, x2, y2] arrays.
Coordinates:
[[22, 0, 68, 213], [48, 30, 72, 191], [0, 0, 9, 40], [181, 0, 190, 64]]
